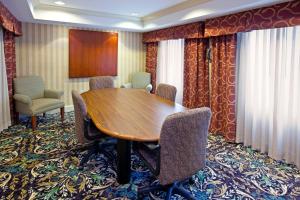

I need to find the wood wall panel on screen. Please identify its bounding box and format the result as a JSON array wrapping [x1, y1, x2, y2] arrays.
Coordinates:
[[15, 23, 145, 106], [69, 29, 118, 78]]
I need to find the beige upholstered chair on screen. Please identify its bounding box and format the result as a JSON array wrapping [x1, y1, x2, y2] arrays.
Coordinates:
[[156, 83, 177, 102], [13, 76, 64, 130], [89, 76, 114, 90], [121, 72, 152, 92], [136, 107, 212, 199]]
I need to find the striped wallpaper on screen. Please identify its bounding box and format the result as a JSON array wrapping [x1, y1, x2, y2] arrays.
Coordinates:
[[15, 23, 146, 106]]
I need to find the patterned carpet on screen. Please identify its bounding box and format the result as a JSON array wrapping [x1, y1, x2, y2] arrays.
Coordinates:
[[0, 112, 299, 199]]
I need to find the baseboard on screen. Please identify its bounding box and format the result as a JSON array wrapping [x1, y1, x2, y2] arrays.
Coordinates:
[[65, 105, 74, 112]]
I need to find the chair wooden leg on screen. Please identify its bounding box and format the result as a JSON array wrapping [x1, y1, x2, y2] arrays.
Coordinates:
[[60, 107, 64, 122], [31, 116, 37, 131]]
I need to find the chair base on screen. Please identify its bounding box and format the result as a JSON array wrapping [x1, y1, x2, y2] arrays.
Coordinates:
[[138, 181, 196, 200], [79, 141, 116, 170]]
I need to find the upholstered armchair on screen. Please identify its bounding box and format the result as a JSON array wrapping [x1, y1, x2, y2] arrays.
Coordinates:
[[121, 72, 152, 92], [136, 107, 212, 199], [13, 76, 64, 130]]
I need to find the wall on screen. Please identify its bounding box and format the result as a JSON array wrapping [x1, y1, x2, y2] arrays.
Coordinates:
[[15, 23, 145, 107]]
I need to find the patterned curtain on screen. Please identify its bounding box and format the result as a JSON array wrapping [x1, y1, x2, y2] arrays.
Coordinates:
[[3, 30, 16, 121], [1, 2, 22, 123], [205, 1, 300, 37], [183, 38, 209, 108], [210, 34, 237, 141], [145, 42, 158, 93], [0, 2, 22, 36]]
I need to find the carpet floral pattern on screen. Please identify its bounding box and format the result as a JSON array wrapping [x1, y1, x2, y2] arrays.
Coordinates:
[[0, 112, 299, 199]]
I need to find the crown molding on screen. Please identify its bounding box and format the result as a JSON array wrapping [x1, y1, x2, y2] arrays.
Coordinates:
[[19, 0, 287, 32], [35, 2, 142, 22], [142, 0, 211, 21]]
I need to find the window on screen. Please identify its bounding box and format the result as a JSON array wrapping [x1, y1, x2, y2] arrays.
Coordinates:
[[236, 26, 300, 168], [156, 39, 184, 104]]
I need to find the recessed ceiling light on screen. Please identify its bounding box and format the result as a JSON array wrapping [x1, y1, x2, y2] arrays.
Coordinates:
[[54, 1, 65, 5], [131, 13, 139, 16]]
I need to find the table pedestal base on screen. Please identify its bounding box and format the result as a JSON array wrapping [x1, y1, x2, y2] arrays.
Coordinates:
[[117, 139, 132, 184]]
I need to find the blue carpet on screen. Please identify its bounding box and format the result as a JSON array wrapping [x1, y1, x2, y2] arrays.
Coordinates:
[[0, 112, 299, 199]]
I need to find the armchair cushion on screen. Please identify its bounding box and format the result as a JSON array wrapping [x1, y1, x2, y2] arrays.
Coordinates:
[[15, 98, 64, 116], [31, 98, 64, 115], [13, 94, 32, 105], [44, 89, 64, 99]]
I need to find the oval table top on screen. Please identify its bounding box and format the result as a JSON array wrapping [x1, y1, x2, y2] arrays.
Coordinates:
[[81, 88, 187, 142]]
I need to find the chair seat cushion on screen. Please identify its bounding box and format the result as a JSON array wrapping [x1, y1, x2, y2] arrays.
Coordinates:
[[31, 98, 64, 115]]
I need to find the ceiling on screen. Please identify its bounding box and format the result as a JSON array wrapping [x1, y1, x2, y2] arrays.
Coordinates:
[[39, 0, 187, 17], [1, 0, 288, 32]]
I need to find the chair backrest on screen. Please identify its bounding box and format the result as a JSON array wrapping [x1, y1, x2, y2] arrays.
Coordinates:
[[89, 76, 114, 90], [158, 107, 212, 185], [71, 90, 88, 144], [156, 83, 177, 102], [132, 72, 151, 89], [14, 76, 45, 99]]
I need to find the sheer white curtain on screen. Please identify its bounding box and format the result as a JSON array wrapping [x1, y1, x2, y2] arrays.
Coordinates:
[[0, 27, 11, 132], [236, 26, 300, 168], [157, 39, 184, 104]]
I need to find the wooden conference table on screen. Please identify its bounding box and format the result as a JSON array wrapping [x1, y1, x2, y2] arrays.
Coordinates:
[[81, 88, 186, 184]]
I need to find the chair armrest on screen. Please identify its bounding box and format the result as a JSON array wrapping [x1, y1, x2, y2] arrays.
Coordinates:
[[145, 84, 153, 93], [143, 143, 160, 152], [137, 142, 161, 176], [83, 117, 105, 140], [13, 94, 32, 105], [120, 83, 132, 88], [44, 89, 64, 99]]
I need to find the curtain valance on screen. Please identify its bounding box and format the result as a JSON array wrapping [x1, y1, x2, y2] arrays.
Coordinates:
[[143, 1, 300, 40], [204, 1, 300, 37], [143, 22, 204, 43], [0, 2, 22, 36]]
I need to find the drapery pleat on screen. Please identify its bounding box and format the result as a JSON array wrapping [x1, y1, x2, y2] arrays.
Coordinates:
[[210, 34, 237, 141], [236, 26, 300, 168], [3, 30, 16, 122], [183, 38, 209, 108], [145, 42, 158, 93], [0, 27, 11, 131]]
